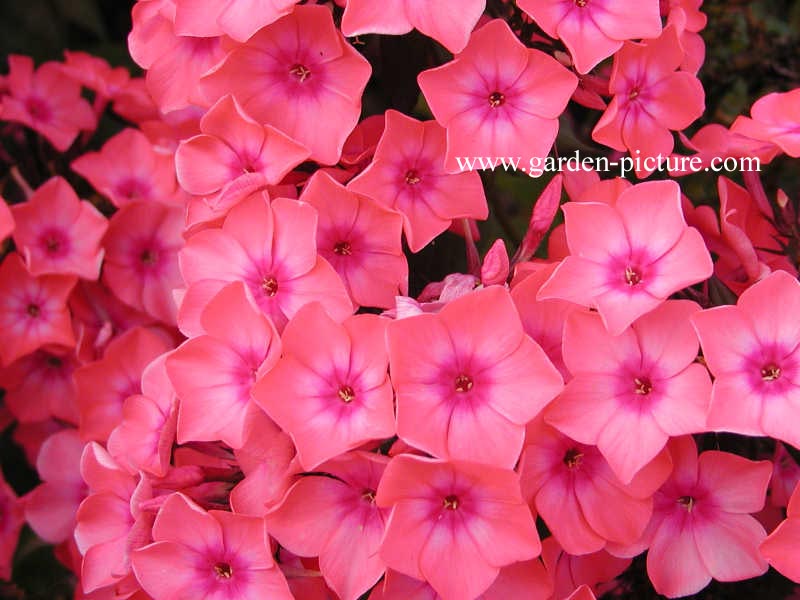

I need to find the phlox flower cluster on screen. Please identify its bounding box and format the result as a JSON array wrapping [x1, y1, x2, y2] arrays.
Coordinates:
[[2, 1, 800, 599]]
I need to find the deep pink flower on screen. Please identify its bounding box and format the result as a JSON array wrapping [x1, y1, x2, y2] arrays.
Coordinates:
[[266, 452, 390, 600], [132, 492, 293, 600], [670, 124, 779, 177], [418, 19, 577, 173], [255, 303, 394, 469], [540, 536, 631, 600], [538, 180, 713, 335], [61, 50, 130, 100], [0, 253, 76, 367], [103, 201, 184, 325], [347, 110, 488, 252], [0, 199, 13, 241], [520, 417, 671, 554], [11, 177, 107, 279], [72, 128, 181, 208], [731, 89, 800, 157], [168, 282, 282, 449], [692, 271, 800, 448], [179, 194, 352, 335], [0, 470, 23, 581], [518, 0, 662, 74], [175, 94, 310, 208], [387, 285, 563, 468], [200, 5, 372, 165], [342, 0, 485, 53], [376, 455, 540, 600], [301, 171, 408, 308], [546, 301, 710, 483], [1, 55, 95, 150], [761, 482, 800, 583], [74, 326, 171, 442], [173, 0, 300, 41], [592, 26, 705, 178], [643, 436, 771, 598]]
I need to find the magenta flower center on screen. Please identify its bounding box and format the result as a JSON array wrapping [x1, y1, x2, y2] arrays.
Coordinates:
[[27, 303, 41, 318], [443, 494, 460, 510], [261, 276, 279, 297], [289, 63, 312, 82], [116, 177, 151, 200], [563, 448, 584, 470], [139, 249, 159, 266], [761, 364, 781, 381], [575, 0, 588, 6], [46, 355, 64, 369], [624, 266, 642, 286], [454, 374, 474, 393], [634, 376, 653, 395], [40, 229, 69, 257], [677, 495, 695, 512], [338, 385, 355, 403], [361, 489, 376, 503], [404, 169, 421, 185], [213, 562, 233, 579], [25, 96, 52, 122], [488, 91, 506, 108], [334, 241, 352, 256], [628, 87, 641, 101]]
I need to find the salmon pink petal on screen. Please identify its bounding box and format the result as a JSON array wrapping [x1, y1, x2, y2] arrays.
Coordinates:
[[647, 511, 710, 597], [697, 451, 771, 514], [692, 512, 768, 582]]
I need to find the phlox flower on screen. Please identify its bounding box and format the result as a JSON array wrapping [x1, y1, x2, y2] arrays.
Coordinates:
[[0, 55, 95, 151], [23, 429, 87, 544], [347, 110, 488, 252], [731, 89, 800, 157], [769, 444, 800, 509], [592, 26, 705, 178], [340, 114, 385, 168], [538, 180, 713, 335], [342, 0, 486, 54], [760, 482, 800, 583], [387, 285, 563, 468], [301, 171, 408, 308], [132, 492, 293, 600], [200, 5, 372, 165], [418, 19, 577, 173], [175, 94, 310, 208], [178, 194, 352, 335], [72, 128, 181, 208], [519, 418, 672, 555], [0, 253, 76, 367], [255, 302, 394, 469], [0, 199, 13, 241], [266, 452, 390, 600], [545, 301, 711, 483], [517, 0, 662, 74], [61, 50, 131, 101], [0, 470, 23, 581], [540, 537, 631, 600], [376, 455, 541, 600], [167, 282, 281, 449], [74, 326, 171, 442], [670, 124, 779, 177], [102, 201, 184, 325], [107, 354, 178, 477], [11, 177, 107, 279], [642, 436, 771, 598], [173, 0, 300, 41], [692, 270, 800, 448]]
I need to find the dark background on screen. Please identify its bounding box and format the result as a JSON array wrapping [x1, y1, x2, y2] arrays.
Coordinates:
[[1, 1, 799, 598]]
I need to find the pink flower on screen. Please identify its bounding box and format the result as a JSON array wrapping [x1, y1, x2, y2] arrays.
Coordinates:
[[592, 26, 705, 178], [342, 0, 486, 53], [519, 417, 671, 554], [132, 492, 293, 600], [376, 455, 540, 600], [761, 482, 800, 583], [61, 50, 130, 100], [538, 180, 713, 335], [540, 537, 631, 600], [731, 89, 800, 157], [71, 128, 181, 208], [255, 303, 394, 469], [388, 285, 563, 468], [200, 5, 372, 165], [178, 194, 352, 335], [546, 301, 710, 483], [0, 253, 76, 367], [669, 124, 779, 177], [0, 199, 13, 241], [168, 282, 281, 449], [175, 94, 310, 208], [643, 436, 771, 598], [266, 452, 390, 600], [692, 271, 800, 448], [74, 326, 171, 442], [1, 55, 95, 151], [518, 0, 662, 74], [23, 429, 87, 544], [769, 444, 800, 509], [0, 470, 23, 581], [301, 171, 408, 308], [173, 0, 300, 41], [347, 110, 488, 252], [418, 19, 577, 173], [102, 201, 184, 325], [11, 177, 107, 279]]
